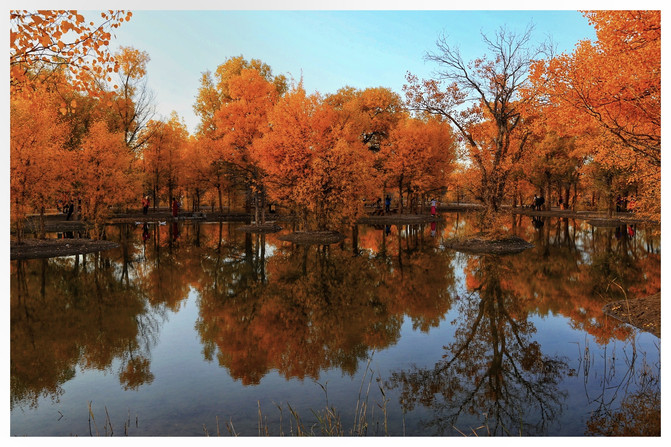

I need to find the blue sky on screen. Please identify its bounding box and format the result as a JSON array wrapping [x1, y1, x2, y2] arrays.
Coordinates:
[[102, 7, 602, 134]]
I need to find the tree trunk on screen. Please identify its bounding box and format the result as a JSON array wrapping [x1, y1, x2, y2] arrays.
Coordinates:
[[352, 225, 359, 256], [260, 190, 266, 224], [398, 180, 404, 215], [254, 191, 259, 225], [606, 175, 614, 218], [39, 206, 46, 239], [544, 181, 551, 211]]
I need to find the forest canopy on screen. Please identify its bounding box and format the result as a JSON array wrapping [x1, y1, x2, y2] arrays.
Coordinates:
[[10, 10, 660, 241]]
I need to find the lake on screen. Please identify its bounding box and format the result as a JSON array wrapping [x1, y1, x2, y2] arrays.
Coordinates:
[[10, 212, 661, 436]]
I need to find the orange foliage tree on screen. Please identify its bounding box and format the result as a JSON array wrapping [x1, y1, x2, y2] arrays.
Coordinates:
[[75, 121, 138, 239], [141, 113, 189, 209], [213, 68, 280, 223], [193, 55, 288, 137], [181, 136, 214, 212], [532, 11, 660, 220], [10, 84, 68, 242], [193, 56, 287, 214], [325, 86, 403, 207], [255, 85, 374, 231], [324, 86, 402, 151], [10, 10, 132, 95], [405, 26, 544, 228], [382, 115, 457, 213]]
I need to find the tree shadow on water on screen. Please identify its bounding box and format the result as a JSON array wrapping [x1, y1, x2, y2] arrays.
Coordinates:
[[387, 255, 569, 436]]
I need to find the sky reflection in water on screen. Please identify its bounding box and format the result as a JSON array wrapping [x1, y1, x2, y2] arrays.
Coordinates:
[[10, 213, 661, 436]]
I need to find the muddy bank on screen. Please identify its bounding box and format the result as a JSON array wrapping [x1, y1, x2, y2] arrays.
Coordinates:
[[278, 231, 345, 245], [358, 214, 439, 225], [235, 222, 283, 233], [443, 235, 534, 255], [10, 238, 119, 260], [603, 293, 661, 338]]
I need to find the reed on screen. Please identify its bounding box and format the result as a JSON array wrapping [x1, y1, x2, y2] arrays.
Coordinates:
[[201, 357, 392, 436]]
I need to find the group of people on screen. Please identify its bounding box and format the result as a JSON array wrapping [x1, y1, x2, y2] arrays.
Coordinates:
[[374, 195, 439, 216], [532, 195, 546, 211], [616, 195, 635, 213]]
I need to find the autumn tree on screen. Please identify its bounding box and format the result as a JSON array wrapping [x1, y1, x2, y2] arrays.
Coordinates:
[[533, 11, 660, 221], [405, 26, 544, 229], [214, 69, 281, 223], [325, 86, 404, 208], [10, 84, 68, 242], [382, 115, 457, 214], [193, 55, 287, 138], [75, 121, 138, 239], [256, 85, 374, 231], [325, 86, 402, 150], [193, 56, 287, 214], [518, 130, 583, 211], [141, 113, 189, 210], [102, 46, 156, 151], [181, 136, 213, 212], [10, 10, 132, 96]]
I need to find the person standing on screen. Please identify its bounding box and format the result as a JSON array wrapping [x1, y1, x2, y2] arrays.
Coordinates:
[[171, 197, 179, 217], [385, 195, 391, 213], [65, 201, 74, 221], [431, 198, 437, 217], [142, 196, 149, 215]]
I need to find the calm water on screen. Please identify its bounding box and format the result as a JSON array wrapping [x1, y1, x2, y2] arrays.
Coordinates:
[[10, 213, 661, 436]]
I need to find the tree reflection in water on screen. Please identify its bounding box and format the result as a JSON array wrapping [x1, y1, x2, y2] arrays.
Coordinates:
[[10, 216, 660, 435], [580, 334, 661, 436], [385, 214, 660, 436], [388, 255, 569, 436], [10, 251, 160, 410], [195, 222, 456, 385]]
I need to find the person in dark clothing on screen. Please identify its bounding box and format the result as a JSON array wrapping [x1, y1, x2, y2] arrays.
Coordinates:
[[532, 216, 544, 229], [66, 201, 74, 220], [171, 197, 180, 217], [142, 223, 149, 242], [385, 195, 391, 213]]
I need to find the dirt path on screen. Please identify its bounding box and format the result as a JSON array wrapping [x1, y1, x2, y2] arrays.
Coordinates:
[[10, 238, 119, 260]]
